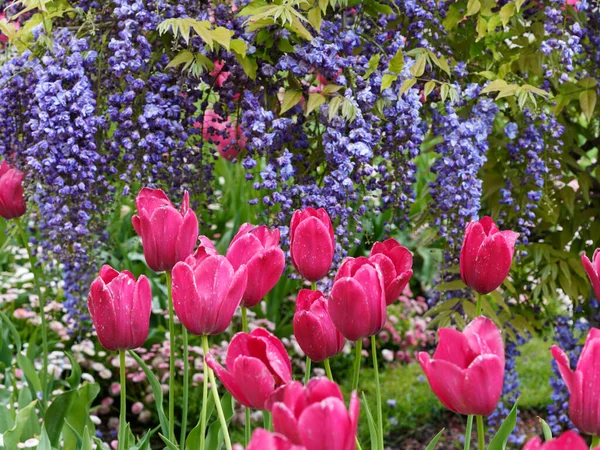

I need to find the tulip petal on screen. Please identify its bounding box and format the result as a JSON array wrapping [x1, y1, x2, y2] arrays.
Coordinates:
[[522, 437, 543, 450], [544, 431, 588, 450], [346, 392, 360, 450], [294, 311, 329, 362], [206, 354, 251, 407], [464, 354, 504, 416], [298, 398, 351, 450], [305, 378, 344, 404], [422, 359, 469, 414], [384, 270, 413, 305], [582, 253, 600, 301], [463, 316, 505, 364], [172, 262, 204, 335], [176, 210, 199, 262], [241, 246, 285, 307], [136, 187, 172, 213], [291, 217, 334, 282], [470, 232, 513, 294], [551, 345, 575, 393], [252, 328, 293, 384], [572, 336, 600, 435], [460, 221, 486, 288], [88, 277, 117, 351], [352, 264, 386, 334], [272, 403, 303, 444], [266, 381, 304, 412], [226, 233, 263, 270], [232, 356, 276, 409], [329, 277, 371, 341], [433, 328, 477, 369], [131, 275, 152, 348], [478, 216, 498, 235], [213, 265, 247, 334]]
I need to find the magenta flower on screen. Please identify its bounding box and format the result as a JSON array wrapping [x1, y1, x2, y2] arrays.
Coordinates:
[[132, 187, 198, 272], [369, 238, 413, 305], [0, 160, 26, 220], [226, 223, 285, 308], [552, 328, 600, 436], [417, 317, 505, 416], [523, 431, 596, 450], [293, 290, 344, 362], [243, 429, 305, 450], [206, 328, 292, 410], [88, 265, 152, 351], [582, 249, 600, 301], [460, 216, 519, 294]]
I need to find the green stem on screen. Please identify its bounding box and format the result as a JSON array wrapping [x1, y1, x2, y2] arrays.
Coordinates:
[[166, 271, 176, 444], [304, 357, 312, 384], [263, 411, 272, 432], [351, 339, 363, 391], [119, 350, 127, 450], [242, 307, 248, 333], [241, 307, 250, 444], [15, 217, 48, 408], [180, 329, 189, 450], [371, 335, 384, 450], [476, 416, 485, 449], [323, 359, 333, 381], [591, 436, 600, 449], [311, 281, 317, 291], [202, 336, 232, 450], [199, 343, 209, 450], [475, 293, 483, 317], [464, 416, 473, 450]]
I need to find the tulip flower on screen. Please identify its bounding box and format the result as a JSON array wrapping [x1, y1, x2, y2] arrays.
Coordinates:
[[523, 431, 596, 450], [460, 216, 519, 295], [552, 328, 600, 436], [172, 253, 248, 336], [290, 208, 335, 282], [369, 238, 413, 305], [243, 429, 305, 450], [417, 316, 505, 416], [582, 249, 600, 301], [88, 265, 152, 351], [132, 187, 198, 273], [328, 257, 386, 341], [226, 223, 285, 308], [206, 328, 292, 410], [293, 290, 345, 363], [0, 160, 26, 220], [268, 377, 359, 450]]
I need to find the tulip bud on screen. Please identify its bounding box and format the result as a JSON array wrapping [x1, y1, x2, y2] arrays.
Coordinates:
[[523, 431, 594, 450], [290, 208, 335, 282], [417, 317, 505, 416], [206, 328, 292, 410], [369, 238, 413, 305], [459, 216, 519, 295], [88, 265, 152, 351], [581, 249, 600, 301], [172, 250, 247, 336], [132, 187, 198, 273], [226, 223, 285, 308], [268, 378, 359, 450], [293, 290, 344, 362], [0, 161, 26, 220], [245, 429, 305, 450], [552, 328, 600, 436], [329, 257, 386, 341]]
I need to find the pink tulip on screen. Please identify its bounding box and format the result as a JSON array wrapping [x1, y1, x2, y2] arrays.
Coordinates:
[[244, 429, 305, 450], [226, 223, 285, 308], [88, 265, 152, 351], [369, 238, 413, 305], [417, 317, 505, 416], [581, 249, 600, 301], [290, 208, 335, 282], [132, 187, 198, 273], [0, 161, 26, 220], [552, 328, 600, 436], [523, 431, 596, 450], [172, 249, 248, 336], [328, 257, 386, 341], [460, 216, 519, 295], [268, 378, 359, 450], [293, 290, 345, 362], [202, 110, 246, 161], [206, 328, 292, 410], [209, 60, 231, 88]]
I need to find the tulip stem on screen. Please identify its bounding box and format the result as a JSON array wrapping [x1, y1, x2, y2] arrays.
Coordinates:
[[118, 350, 127, 450], [475, 293, 483, 317], [351, 339, 362, 391], [202, 336, 233, 450], [241, 307, 251, 445], [464, 415, 473, 450], [241, 307, 248, 333], [304, 357, 312, 384], [15, 217, 48, 409], [591, 436, 600, 449], [476, 416, 485, 449], [263, 411, 272, 432], [311, 281, 317, 291], [180, 329, 189, 450], [199, 340, 209, 450], [324, 359, 333, 381], [166, 271, 176, 444], [371, 335, 384, 450]]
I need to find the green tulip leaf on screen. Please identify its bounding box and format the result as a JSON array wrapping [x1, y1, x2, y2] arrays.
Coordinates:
[[488, 400, 519, 450], [425, 428, 445, 450]]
